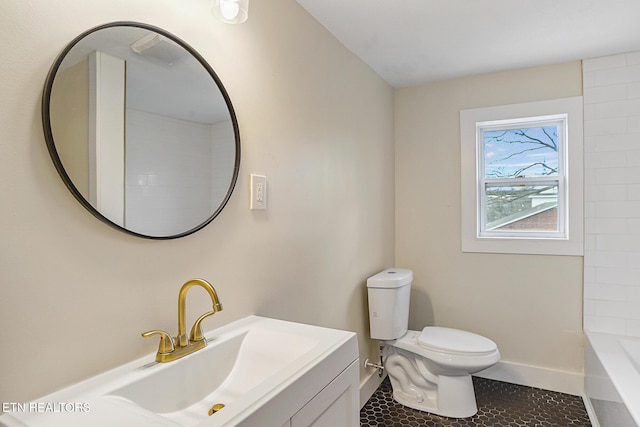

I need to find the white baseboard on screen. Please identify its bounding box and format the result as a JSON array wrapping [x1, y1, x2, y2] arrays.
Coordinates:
[[475, 360, 584, 396], [359, 370, 386, 409]]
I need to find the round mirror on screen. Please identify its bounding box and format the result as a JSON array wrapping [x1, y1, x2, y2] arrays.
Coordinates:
[[42, 22, 240, 239]]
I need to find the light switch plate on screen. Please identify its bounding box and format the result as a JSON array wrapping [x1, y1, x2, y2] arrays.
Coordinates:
[[250, 174, 267, 210]]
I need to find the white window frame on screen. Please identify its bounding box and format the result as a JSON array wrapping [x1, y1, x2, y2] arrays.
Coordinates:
[[460, 97, 583, 256]]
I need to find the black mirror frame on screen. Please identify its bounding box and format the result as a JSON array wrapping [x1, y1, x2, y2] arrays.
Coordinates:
[[42, 21, 241, 239]]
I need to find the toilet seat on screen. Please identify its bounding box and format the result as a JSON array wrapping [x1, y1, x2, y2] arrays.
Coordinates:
[[418, 327, 497, 356], [390, 328, 500, 374]]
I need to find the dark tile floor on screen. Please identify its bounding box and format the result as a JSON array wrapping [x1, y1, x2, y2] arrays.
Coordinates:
[[361, 376, 592, 426]]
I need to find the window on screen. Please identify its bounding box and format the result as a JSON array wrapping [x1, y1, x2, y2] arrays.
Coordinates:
[[460, 97, 583, 255], [478, 116, 566, 238]]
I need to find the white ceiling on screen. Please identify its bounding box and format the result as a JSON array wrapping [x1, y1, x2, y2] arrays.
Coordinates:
[[296, 0, 640, 88]]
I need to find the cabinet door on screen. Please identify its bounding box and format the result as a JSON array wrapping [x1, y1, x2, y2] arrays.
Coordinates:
[[291, 360, 359, 427]]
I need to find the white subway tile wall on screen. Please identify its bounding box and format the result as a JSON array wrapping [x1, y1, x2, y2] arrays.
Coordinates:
[[125, 109, 235, 236], [584, 51, 640, 337]]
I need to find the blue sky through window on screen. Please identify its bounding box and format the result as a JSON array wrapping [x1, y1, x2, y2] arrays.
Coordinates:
[[484, 126, 558, 179]]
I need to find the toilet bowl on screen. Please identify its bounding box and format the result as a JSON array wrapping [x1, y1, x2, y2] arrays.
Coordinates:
[[367, 268, 500, 418], [382, 327, 500, 418]]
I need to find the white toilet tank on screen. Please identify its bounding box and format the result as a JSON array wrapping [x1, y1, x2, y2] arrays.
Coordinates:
[[367, 268, 413, 340]]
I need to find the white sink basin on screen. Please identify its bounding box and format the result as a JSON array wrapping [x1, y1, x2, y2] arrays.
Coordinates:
[[111, 323, 318, 425], [0, 316, 358, 427]]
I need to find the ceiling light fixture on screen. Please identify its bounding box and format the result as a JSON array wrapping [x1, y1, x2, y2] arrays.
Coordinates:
[[212, 0, 249, 24]]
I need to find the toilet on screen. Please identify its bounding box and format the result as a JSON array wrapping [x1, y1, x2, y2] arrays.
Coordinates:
[[367, 268, 500, 418]]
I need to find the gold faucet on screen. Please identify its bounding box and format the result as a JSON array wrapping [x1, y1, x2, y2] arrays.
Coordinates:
[[142, 279, 223, 363]]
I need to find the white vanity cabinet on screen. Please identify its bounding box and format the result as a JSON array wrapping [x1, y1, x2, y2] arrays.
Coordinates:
[[235, 325, 360, 427], [290, 360, 359, 427]]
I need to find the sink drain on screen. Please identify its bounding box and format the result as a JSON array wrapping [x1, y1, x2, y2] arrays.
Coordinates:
[[208, 403, 225, 416]]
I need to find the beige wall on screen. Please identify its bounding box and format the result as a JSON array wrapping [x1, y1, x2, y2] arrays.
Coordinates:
[[0, 0, 394, 403], [395, 62, 585, 376]]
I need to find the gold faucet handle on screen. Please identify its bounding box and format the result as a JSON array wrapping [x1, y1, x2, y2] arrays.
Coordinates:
[[142, 330, 175, 354], [189, 311, 215, 342]]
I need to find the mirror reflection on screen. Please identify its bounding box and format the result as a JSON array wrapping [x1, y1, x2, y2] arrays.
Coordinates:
[[44, 22, 240, 239]]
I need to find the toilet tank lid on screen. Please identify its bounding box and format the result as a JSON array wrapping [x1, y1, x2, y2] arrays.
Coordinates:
[[367, 268, 413, 288]]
